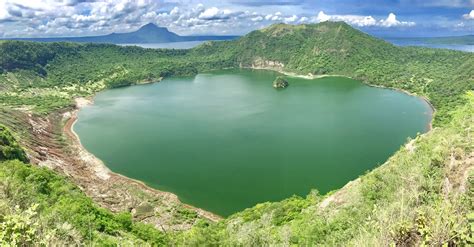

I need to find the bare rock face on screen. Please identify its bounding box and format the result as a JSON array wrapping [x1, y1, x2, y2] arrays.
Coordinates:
[[273, 76, 289, 89], [249, 58, 285, 70]]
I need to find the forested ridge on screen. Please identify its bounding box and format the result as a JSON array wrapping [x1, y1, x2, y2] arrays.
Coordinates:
[[1, 22, 473, 123], [0, 21, 473, 245]]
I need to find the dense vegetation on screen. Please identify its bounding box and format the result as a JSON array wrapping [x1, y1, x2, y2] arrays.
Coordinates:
[[0, 127, 168, 245], [1, 22, 472, 122], [0, 160, 172, 245], [0, 124, 28, 163], [196, 22, 473, 125], [0, 21, 472, 245]]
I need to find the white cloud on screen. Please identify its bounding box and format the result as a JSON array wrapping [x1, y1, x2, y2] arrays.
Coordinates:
[[316, 11, 330, 22], [197, 6, 237, 20], [316, 11, 415, 27], [170, 7, 179, 16], [316, 11, 376, 26], [0, 0, 169, 37], [284, 15, 298, 23], [0, 1, 10, 20], [264, 12, 284, 21], [379, 13, 415, 27], [463, 10, 474, 20], [0, 1, 423, 38], [298, 16, 309, 23], [199, 7, 220, 20], [251, 16, 263, 22]]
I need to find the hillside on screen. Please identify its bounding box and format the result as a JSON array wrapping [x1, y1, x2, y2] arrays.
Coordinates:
[[1, 22, 471, 122], [3, 23, 237, 44], [192, 22, 474, 124], [0, 21, 472, 245]]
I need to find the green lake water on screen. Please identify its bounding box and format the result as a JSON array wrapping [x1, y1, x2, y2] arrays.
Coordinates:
[[74, 69, 432, 216]]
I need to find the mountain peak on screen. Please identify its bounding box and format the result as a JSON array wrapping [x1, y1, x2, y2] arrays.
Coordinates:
[[138, 23, 168, 32]]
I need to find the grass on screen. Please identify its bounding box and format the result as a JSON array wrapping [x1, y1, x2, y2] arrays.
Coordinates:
[[0, 159, 169, 245]]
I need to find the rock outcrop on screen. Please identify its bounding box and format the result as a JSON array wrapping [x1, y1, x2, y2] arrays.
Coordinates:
[[273, 76, 289, 89]]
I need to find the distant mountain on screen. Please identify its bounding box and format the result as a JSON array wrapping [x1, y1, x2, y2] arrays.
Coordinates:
[[4, 23, 238, 44]]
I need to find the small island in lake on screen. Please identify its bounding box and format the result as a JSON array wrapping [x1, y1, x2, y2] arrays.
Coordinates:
[[273, 76, 289, 89]]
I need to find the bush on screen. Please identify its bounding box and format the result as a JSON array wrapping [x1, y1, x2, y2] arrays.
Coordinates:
[[0, 124, 28, 162]]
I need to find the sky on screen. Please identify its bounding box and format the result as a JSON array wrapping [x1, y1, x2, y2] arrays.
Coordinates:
[[0, 0, 473, 38]]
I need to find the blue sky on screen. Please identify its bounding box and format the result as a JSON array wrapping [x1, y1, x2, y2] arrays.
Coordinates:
[[0, 0, 472, 38]]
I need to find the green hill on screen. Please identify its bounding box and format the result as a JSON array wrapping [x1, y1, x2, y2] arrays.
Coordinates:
[[0, 21, 473, 245], [1, 22, 472, 123], [192, 22, 473, 124]]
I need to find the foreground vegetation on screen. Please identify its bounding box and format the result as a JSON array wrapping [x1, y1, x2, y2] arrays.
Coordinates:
[[0, 21, 473, 245], [0, 126, 168, 245], [0, 160, 169, 245]]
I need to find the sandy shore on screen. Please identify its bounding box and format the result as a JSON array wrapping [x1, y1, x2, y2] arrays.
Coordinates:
[[63, 98, 111, 180], [247, 65, 345, 79], [64, 97, 222, 223]]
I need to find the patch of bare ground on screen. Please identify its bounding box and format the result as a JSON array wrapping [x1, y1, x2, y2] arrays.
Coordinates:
[[443, 149, 473, 195], [0, 98, 220, 232]]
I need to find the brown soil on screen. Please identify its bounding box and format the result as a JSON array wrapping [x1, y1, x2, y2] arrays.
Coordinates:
[[1, 101, 221, 232]]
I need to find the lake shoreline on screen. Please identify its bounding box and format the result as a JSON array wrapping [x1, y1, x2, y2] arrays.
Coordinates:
[[246, 66, 435, 131], [64, 97, 223, 222], [366, 84, 435, 131], [69, 69, 434, 216]]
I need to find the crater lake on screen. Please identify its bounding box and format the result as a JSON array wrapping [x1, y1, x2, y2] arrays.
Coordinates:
[[74, 69, 432, 216]]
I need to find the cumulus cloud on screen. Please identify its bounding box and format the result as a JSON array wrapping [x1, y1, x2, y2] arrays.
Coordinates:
[[316, 11, 415, 27], [199, 7, 232, 20], [379, 13, 416, 27], [251, 16, 263, 22], [316, 11, 376, 26], [463, 10, 474, 20], [298, 16, 309, 23], [0, 2, 11, 21], [0, 0, 422, 38], [284, 15, 298, 23], [264, 12, 283, 21], [0, 0, 169, 37]]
